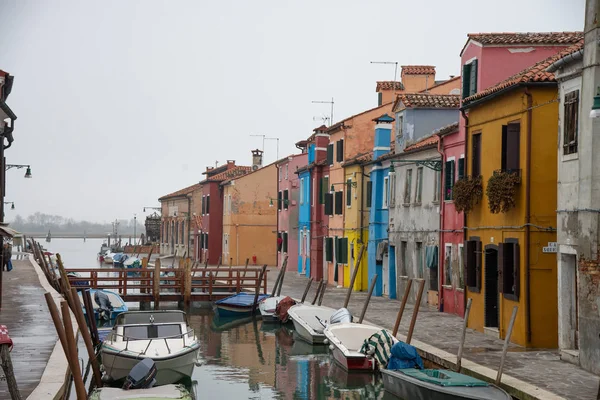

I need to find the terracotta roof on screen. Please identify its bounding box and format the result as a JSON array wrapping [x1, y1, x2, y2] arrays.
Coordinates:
[[404, 134, 439, 152], [395, 93, 460, 111], [325, 101, 394, 133], [463, 40, 583, 106], [376, 81, 404, 91], [342, 152, 373, 167], [202, 166, 251, 183], [402, 65, 436, 75], [433, 122, 459, 137], [159, 183, 202, 201], [461, 31, 583, 56], [419, 76, 460, 93]]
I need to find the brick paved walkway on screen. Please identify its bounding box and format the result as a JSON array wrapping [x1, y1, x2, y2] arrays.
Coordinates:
[[266, 267, 600, 400], [0, 258, 57, 399]]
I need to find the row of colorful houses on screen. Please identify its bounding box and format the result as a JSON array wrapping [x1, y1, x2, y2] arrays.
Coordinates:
[[158, 29, 600, 374]]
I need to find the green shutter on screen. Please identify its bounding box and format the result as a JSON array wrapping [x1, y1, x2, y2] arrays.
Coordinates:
[[462, 64, 471, 99], [335, 237, 340, 262], [444, 161, 452, 200], [341, 238, 348, 264], [469, 59, 478, 96], [327, 144, 334, 165], [458, 158, 465, 180], [277, 191, 282, 210], [325, 238, 333, 262], [346, 179, 352, 206], [366, 181, 373, 207]]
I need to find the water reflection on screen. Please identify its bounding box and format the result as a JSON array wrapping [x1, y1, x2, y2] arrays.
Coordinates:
[[188, 309, 395, 400]]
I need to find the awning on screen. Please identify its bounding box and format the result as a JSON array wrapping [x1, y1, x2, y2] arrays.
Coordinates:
[[0, 225, 19, 237]]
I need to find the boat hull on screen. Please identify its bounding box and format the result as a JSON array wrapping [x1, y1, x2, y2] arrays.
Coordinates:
[[291, 317, 326, 344], [215, 304, 255, 318], [381, 369, 512, 400], [330, 345, 374, 371], [102, 346, 199, 386]]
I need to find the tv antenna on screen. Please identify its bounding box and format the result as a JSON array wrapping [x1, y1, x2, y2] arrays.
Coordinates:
[[371, 61, 399, 94], [312, 115, 330, 125], [311, 98, 334, 126]]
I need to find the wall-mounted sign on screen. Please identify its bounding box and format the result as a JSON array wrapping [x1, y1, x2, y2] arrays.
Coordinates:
[[542, 241, 557, 253]]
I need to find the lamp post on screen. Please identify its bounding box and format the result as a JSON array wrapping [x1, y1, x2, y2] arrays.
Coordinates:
[[5, 164, 31, 178]]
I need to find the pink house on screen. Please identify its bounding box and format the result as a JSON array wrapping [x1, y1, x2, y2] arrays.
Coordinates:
[[276, 152, 308, 270], [439, 32, 583, 317]]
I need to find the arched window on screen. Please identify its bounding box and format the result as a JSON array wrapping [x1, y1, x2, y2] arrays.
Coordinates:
[[181, 221, 185, 244], [175, 221, 179, 244]]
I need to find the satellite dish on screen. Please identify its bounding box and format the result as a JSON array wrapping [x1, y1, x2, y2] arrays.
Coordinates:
[[252, 165, 259, 171]]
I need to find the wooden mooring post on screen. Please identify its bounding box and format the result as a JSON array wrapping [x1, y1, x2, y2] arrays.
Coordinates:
[[495, 306, 518, 385], [82, 289, 99, 346], [276, 256, 288, 296], [153, 259, 161, 309], [69, 288, 102, 388], [392, 278, 413, 337], [252, 265, 268, 314], [343, 244, 366, 308], [311, 280, 323, 305], [358, 274, 378, 324], [300, 278, 313, 303], [0, 325, 21, 400], [60, 301, 87, 400], [406, 279, 425, 344], [270, 263, 285, 297], [456, 298, 473, 371], [317, 281, 327, 306]]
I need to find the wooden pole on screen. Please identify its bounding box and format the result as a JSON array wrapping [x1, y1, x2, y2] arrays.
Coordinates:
[[300, 278, 313, 303], [0, 343, 21, 400], [270, 264, 285, 297], [60, 301, 87, 400], [241, 258, 249, 286], [252, 265, 268, 314], [311, 280, 323, 305], [318, 281, 327, 306], [153, 258, 161, 309], [56, 254, 75, 308], [276, 256, 288, 296], [358, 274, 378, 323], [343, 244, 366, 308], [184, 258, 192, 307], [456, 298, 473, 371], [495, 306, 518, 385], [392, 279, 413, 337], [69, 288, 102, 388], [406, 279, 426, 344], [82, 289, 99, 346], [171, 249, 177, 268]]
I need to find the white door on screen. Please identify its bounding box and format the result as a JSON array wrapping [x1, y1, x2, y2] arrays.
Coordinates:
[[382, 252, 389, 296]]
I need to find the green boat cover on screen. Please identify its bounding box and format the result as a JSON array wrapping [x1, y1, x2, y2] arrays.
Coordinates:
[[400, 368, 489, 387]]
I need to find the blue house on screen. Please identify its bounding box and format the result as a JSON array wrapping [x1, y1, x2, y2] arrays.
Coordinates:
[[366, 114, 395, 298], [296, 141, 313, 276]]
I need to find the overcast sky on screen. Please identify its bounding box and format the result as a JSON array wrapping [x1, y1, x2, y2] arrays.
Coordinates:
[[0, 0, 585, 223]]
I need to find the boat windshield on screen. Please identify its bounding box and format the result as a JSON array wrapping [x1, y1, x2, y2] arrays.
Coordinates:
[[123, 324, 182, 340], [115, 312, 186, 325]]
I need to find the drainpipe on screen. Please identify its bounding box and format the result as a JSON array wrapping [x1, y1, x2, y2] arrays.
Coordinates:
[[461, 109, 469, 314], [524, 88, 532, 344], [436, 134, 444, 312], [276, 165, 280, 268]]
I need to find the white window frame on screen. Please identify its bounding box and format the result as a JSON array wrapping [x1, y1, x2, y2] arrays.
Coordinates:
[[433, 169, 440, 203], [285, 164, 289, 180], [383, 176, 389, 209], [404, 169, 412, 205], [278, 166, 282, 182], [415, 167, 423, 204], [444, 243, 453, 287], [389, 172, 396, 207], [300, 178, 304, 205]]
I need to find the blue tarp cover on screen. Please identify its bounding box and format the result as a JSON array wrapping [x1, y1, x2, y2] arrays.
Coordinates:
[[215, 292, 269, 307], [387, 341, 424, 370]]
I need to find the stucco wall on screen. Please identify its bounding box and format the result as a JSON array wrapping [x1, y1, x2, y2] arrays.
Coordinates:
[[398, 109, 459, 151], [222, 164, 277, 266]]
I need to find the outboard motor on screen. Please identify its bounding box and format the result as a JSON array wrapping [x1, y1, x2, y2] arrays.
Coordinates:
[[330, 307, 353, 325], [122, 358, 157, 390], [94, 290, 114, 321]]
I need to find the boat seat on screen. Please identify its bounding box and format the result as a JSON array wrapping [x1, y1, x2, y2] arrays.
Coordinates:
[[399, 369, 489, 387]]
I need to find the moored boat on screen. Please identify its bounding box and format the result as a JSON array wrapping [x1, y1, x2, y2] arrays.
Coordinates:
[[324, 322, 397, 371], [286, 304, 337, 344], [78, 289, 128, 320], [381, 368, 512, 400], [104, 252, 115, 264], [214, 292, 269, 318], [101, 310, 200, 385], [89, 384, 193, 400]]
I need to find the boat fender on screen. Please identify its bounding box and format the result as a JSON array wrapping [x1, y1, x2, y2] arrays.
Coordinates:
[[329, 345, 334, 351], [323, 339, 329, 345]]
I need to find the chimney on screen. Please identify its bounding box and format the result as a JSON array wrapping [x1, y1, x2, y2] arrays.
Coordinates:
[[313, 125, 329, 163], [372, 114, 394, 160], [400, 65, 436, 93], [251, 149, 263, 171], [376, 81, 403, 106], [226, 160, 236, 170]]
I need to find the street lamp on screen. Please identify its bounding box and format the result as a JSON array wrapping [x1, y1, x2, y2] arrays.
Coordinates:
[[143, 206, 161, 213], [590, 87, 600, 119], [3, 202, 14, 210], [5, 164, 32, 178]]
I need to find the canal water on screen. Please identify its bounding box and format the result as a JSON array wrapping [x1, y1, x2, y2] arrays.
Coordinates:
[[46, 239, 397, 399]]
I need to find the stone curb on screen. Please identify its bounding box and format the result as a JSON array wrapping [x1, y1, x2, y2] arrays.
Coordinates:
[[25, 255, 78, 400]]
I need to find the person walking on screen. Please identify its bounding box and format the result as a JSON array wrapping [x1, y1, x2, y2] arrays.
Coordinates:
[[3, 243, 12, 271]]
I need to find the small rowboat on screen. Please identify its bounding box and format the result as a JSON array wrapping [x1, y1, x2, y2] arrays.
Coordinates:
[[214, 293, 269, 318], [287, 304, 336, 344], [382, 368, 511, 400]]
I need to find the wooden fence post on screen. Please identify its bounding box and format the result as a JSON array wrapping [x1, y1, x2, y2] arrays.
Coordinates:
[[153, 259, 161, 309]]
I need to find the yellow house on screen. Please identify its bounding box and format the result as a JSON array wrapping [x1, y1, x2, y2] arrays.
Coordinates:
[[461, 50, 568, 348], [341, 153, 372, 291]]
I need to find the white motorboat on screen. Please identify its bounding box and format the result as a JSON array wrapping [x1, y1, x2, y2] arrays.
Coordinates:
[[104, 252, 115, 264], [258, 296, 286, 323], [101, 311, 200, 385], [287, 304, 337, 344], [324, 322, 397, 371]]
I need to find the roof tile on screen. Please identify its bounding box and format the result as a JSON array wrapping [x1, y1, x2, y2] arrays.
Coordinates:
[[463, 40, 584, 105], [203, 166, 252, 182], [376, 81, 404, 91], [395, 93, 461, 111], [404, 135, 439, 152], [159, 183, 202, 201], [467, 31, 582, 46], [402, 65, 436, 75]]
